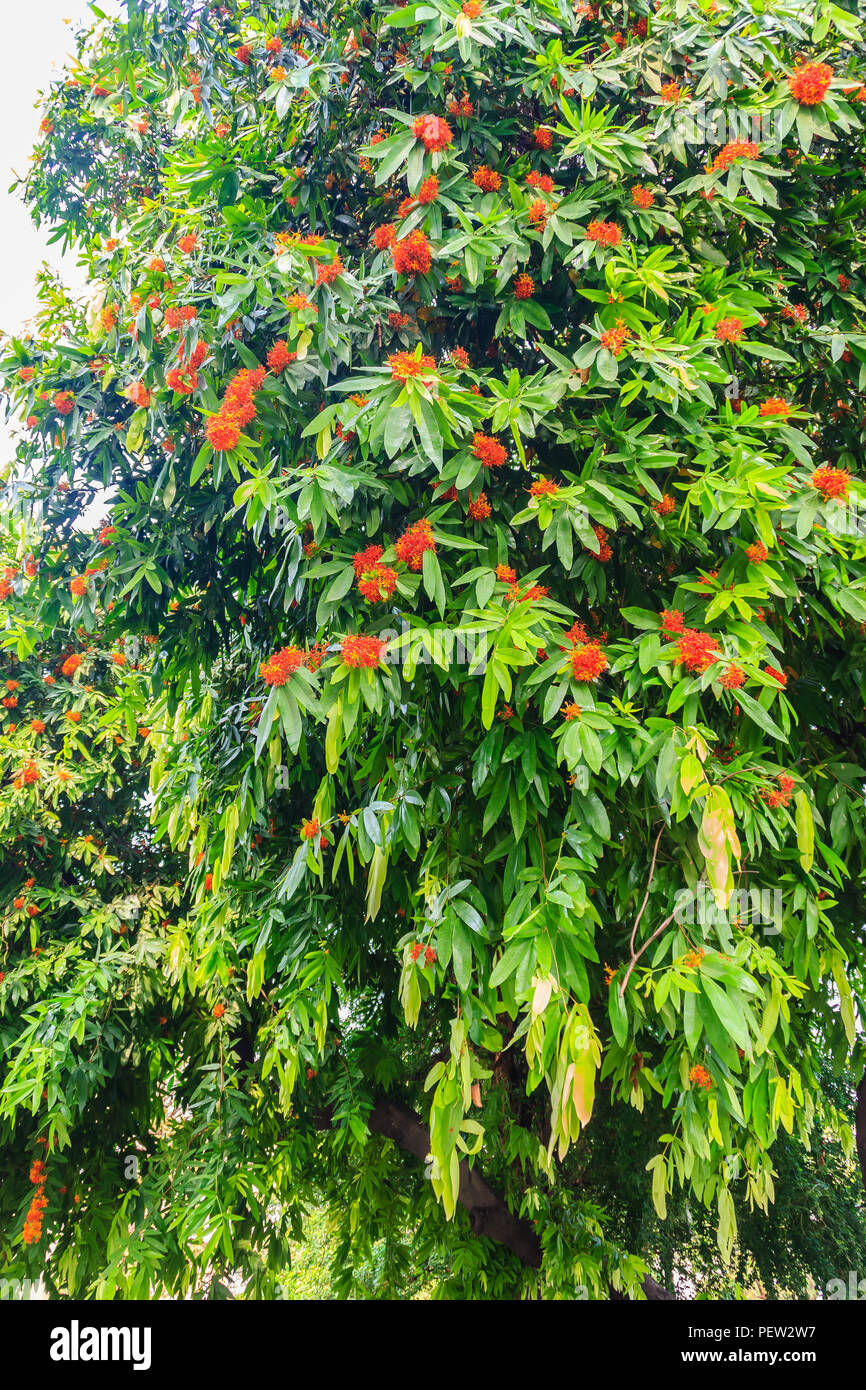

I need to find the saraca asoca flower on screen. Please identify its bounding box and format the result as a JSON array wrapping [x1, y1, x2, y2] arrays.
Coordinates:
[[373, 222, 397, 250], [495, 564, 517, 584], [341, 633, 387, 668], [467, 492, 491, 520], [533, 125, 553, 149], [720, 663, 745, 689], [177, 232, 198, 254], [301, 817, 320, 840], [714, 317, 744, 343], [54, 391, 74, 415], [259, 645, 305, 685], [631, 184, 654, 208], [357, 563, 398, 602], [395, 517, 436, 570], [69, 576, 88, 598], [315, 258, 344, 285], [530, 479, 558, 497], [391, 229, 433, 277], [588, 524, 612, 562], [675, 629, 720, 672], [586, 219, 622, 247], [810, 465, 850, 501], [472, 165, 501, 192], [660, 80, 683, 102], [759, 397, 790, 416], [389, 349, 436, 380], [13, 761, 41, 789], [764, 665, 787, 687], [412, 114, 452, 151], [514, 273, 534, 299], [61, 654, 83, 676], [746, 541, 768, 564], [206, 414, 241, 451], [689, 1064, 712, 1090], [526, 170, 554, 192], [164, 305, 196, 330], [788, 63, 833, 105], [417, 175, 439, 203], [267, 340, 296, 373], [652, 493, 676, 516], [600, 320, 630, 355], [472, 432, 506, 468], [709, 140, 758, 172], [570, 642, 608, 682]]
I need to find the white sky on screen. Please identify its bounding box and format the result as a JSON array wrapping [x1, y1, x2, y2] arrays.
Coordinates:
[[0, 0, 120, 460]]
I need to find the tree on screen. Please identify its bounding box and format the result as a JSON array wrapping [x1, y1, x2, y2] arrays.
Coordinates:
[[2, 0, 866, 1300]]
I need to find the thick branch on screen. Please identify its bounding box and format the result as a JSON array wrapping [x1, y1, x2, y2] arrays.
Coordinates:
[[367, 1097, 543, 1268]]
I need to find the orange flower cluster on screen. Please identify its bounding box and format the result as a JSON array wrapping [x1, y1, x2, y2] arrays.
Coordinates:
[[472, 432, 506, 468], [315, 258, 344, 285], [514, 273, 534, 300], [23, 1159, 48, 1245], [586, 220, 622, 247], [61, 654, 83, 676], [762, 773, 795, 809], [652, 493, 676, 516], [417, 175, 439, 203], [810, 465, 850, 501], [391, 229, 433, 277], [675, 629, 720, 672], [571, 642, 608, 682], [527, 199, 549, 230], [260, 645, 305, 686], [631, 184, 654, 208], [709, 140, 759, 172], [764, 665, 787, 687], [373, 223, 397, 250], [13, 761, 40, 789], [714, 317, 744, 342], [206, 365, 266, 451], [530, 479, 558, 497], [395, 518, 436, 570], [533, 126, 553, 149], [301, 817, 320, 840], [788, 63, 832, 106], [341, 634, 386, 668], [496, 564, 517, 584], [177, 232, 198, 254], [720, 663, 745, 689], [126, 381, 151, 409], [684, 948, 705, 969], [267, 340, 297, 373], [689, 1065, 712, 1090], [526, 170, 554, 192], [357, 561, 398, 602], [759, 397, 789, 416], [389, 350, 436, 380], [600, 319, 630, 355], [660, 80, 682, 102], [412, 114, 452, 151], [164, 305, 196, 330], [54, 391, 74, 416], [472, 165, 501, 192], [467, 492, 491, 520], [746, 541, 768, 564], [589, 524, 612, 561]]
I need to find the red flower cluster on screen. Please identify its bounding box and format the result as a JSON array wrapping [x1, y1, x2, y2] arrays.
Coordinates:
[[412, 114, 452, 151], [23, 1159, 48, 1245], [571, 642, 608, 683], [788, 63, 832, 106], [526, 170, 554, 192], [660, 80, 682, 102], [301, 817, 320, 840], [315, 258, 344, 285], [588, 524, 612, 562], [746, 541, 768, 564], [357, 562, 398, 602], [631, 184, 654, 208], [586, 220, 622, 247], [714, 317, 744, 343], [260, 645, 305, 686], [472, 432, 506, 468], [652, 493, 676, 516], [720, 663, 745, 689], [762, 773, 795, 809], [496, 564, 517, 584], [417, 175, 439, 203], [675, 629, 720, 672], [764, 665, 787, 687], [389, 350, 436, 380], [373, 223, 397, 250], [467, 492, 491, 520], [206, 365, 266, 451], [395, 518, 436, 570], [391, 230, 433, 277], [759, 397, 789, 416], [533, 126, 553, 149], [709, 140, 759, 172], [810, 465, 850, 501], [54, 391, 74, 416], [267, 340, 296, 373], [472, 165, 501, 191], [341, 634, 387, 668], [164, 305, 197, 330], [600, 320, 630, 355], [514, 273, 534, 300], [527, 200, 549, 230], [689, 1064, 712, 1090], [12, 761, 41, 789]]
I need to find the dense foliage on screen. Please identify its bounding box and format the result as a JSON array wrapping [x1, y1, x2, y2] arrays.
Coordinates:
[[2, 0, 866, 1299]]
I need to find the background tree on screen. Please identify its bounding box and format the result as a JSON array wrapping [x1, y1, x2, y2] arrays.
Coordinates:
[[2, 0, 866, 1299]]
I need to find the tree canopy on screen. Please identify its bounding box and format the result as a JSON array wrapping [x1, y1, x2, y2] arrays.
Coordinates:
[[2, 0, 866, 1300]]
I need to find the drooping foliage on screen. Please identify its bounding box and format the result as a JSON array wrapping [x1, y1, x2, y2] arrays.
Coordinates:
[[2, 0, 866, 1299]]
